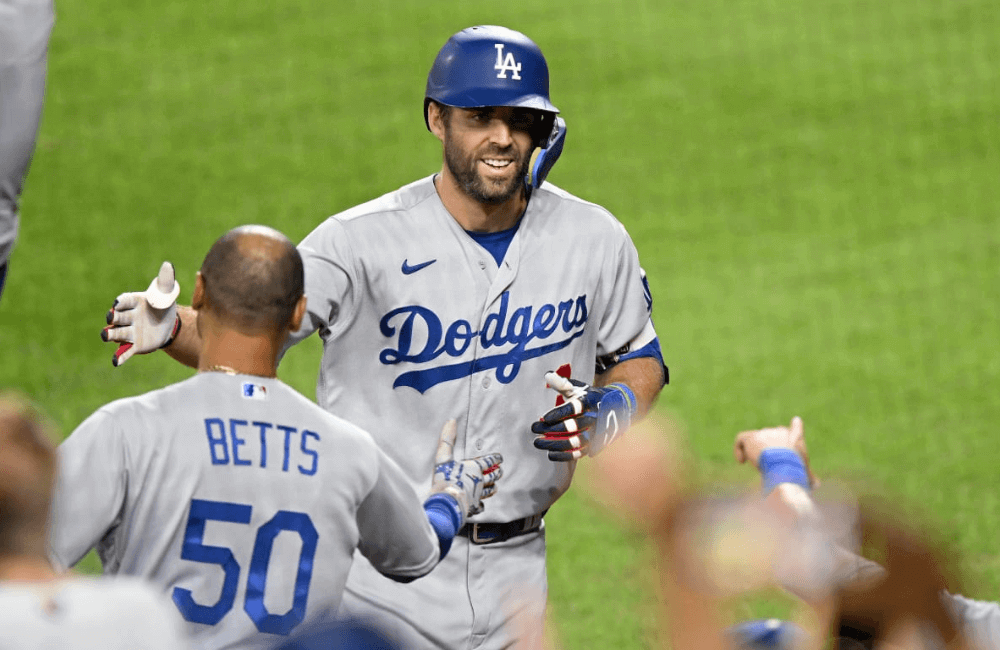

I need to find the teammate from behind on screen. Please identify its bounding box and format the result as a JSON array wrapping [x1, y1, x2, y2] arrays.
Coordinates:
[[0, 393, 190, 650], [56, 225, 502, 649], [101, 26, 665, 648]]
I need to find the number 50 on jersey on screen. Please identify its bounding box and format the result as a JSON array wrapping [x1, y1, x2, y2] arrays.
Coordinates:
[[172, 498, 317, 636]]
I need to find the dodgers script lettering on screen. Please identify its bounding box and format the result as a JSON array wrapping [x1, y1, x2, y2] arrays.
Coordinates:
[[379, 291, 588, 393]]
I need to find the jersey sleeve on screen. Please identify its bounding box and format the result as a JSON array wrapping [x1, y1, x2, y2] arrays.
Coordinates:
[[355, 447, 439, 580], [283, 218, 359, 353], [47, 408, 129, 571], [594, 222, 660, 360], [945, 592, 1000, 650]]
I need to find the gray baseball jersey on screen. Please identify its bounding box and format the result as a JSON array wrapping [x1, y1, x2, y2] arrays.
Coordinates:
[[48, 372, 440, 650], [290, 176, 659, 647], [0, 576, 190, 650], [946, 593, 1000, 650], [0, 0, 53, 267]]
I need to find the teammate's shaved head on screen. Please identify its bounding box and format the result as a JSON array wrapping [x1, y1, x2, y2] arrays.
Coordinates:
[[0, 393, 57, 558], [199, 225, 304, 333]]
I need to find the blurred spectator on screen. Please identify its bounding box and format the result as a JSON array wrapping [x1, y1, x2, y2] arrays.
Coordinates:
[[0, 392, 189, 649], [736, 417, 990, 650], [583, 413, 974, 650]]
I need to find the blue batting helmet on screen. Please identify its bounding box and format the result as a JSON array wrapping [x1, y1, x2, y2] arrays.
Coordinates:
[[424, 26, 559, 142]]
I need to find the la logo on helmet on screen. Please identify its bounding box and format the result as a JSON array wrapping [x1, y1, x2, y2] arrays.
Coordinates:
[[494, 44, 522, 80]]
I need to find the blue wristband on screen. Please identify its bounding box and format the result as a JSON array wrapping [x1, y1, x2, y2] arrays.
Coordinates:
[[728, 619, 803, 649], [758, 448, 810, 495], [606, 382, 638, 415], [423, 493, 463, 560]]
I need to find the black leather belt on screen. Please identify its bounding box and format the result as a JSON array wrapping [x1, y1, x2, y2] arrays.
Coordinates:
[[459, 511, 546, 545]]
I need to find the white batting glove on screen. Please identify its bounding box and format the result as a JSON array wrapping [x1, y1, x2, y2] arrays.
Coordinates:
[[430, 420, 503, 521], [101, 261, 181, 367]]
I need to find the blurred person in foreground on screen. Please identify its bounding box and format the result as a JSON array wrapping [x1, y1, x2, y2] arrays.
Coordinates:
[[48, 225, 502, 649], [0, 393, 189, 649], [735, 417, 996, 650], [0, 0, 54, 301], [583, 413, 971, 650]]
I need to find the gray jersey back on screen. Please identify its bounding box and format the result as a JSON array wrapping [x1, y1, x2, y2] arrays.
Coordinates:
[[0, 576, 189, 650], [49, 373, 438, 650], [292, 176, 657, 522]]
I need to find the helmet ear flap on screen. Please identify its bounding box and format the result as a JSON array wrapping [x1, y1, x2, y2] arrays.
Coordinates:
[[533, 112, 556, 149], [526, 117, 566, 192]]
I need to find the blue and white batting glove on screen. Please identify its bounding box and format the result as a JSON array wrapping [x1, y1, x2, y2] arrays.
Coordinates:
[[430, 420, 503, 522], [101, 261, 181, 367], [531, 371, 637, 462]]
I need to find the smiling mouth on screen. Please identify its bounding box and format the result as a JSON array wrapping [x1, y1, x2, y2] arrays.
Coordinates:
[[481, 158, 513, 170]]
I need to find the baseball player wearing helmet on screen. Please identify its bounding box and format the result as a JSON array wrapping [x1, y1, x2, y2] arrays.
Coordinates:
[[60, 226, 502, 649], [102, 26, 666, 648], [0, 0, 54, 300]]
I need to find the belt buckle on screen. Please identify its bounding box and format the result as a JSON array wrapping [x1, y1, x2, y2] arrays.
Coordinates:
[[470, 522, 496, 544]]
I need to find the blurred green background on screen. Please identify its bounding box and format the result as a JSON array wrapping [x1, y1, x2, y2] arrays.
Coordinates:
[[2, 0, 998, 647]]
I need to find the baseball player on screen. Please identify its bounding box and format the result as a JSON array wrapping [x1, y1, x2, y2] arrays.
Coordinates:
[[0, 0, 54, 300], [102, 26, 667, 648], [60, 225, 502, 649], [0, 393, 191, 650]]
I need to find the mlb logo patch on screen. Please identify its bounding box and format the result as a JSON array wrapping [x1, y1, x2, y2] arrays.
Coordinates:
[[241, 383, 268, 400]]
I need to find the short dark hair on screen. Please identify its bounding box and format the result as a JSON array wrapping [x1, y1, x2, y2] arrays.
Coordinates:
[[428, 99, 453, 128], [199, 225, 304, 333]]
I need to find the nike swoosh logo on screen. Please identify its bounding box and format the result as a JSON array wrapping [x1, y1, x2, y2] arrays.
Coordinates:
[[401, 259, 437, 275]]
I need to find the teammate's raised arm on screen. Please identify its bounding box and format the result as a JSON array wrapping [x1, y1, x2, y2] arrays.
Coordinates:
[[161, 304, 201, 367], [356, 420, 503, 582], [101, 261, 202, 368]]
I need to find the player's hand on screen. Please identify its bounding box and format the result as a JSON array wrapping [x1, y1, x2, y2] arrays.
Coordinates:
[[431, 420, 503, 521], [530, 371, 637, 461], [101, 261, 181, 367], [733, 416, 818, 488], [584, 413, 682, 528]]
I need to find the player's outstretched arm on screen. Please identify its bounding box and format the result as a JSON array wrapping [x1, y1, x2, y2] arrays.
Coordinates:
[[734, 415, 818, 491], [735, 418, 892, 593], [423, 420, 503, 558], [101, 261, 201, 368], [531, 356, 665, 461], [161, 305, 200, 368], [733, 416, 821, 522], [354, 421, 503, 581]]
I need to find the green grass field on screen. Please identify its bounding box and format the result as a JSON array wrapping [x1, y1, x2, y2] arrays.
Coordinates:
[[2, 0, 998, 647]]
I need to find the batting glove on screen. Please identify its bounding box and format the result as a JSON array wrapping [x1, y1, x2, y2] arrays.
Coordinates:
[[531, 371, 638, 462], [101, 261, 181, 367], [430, 420, 503, 523]]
